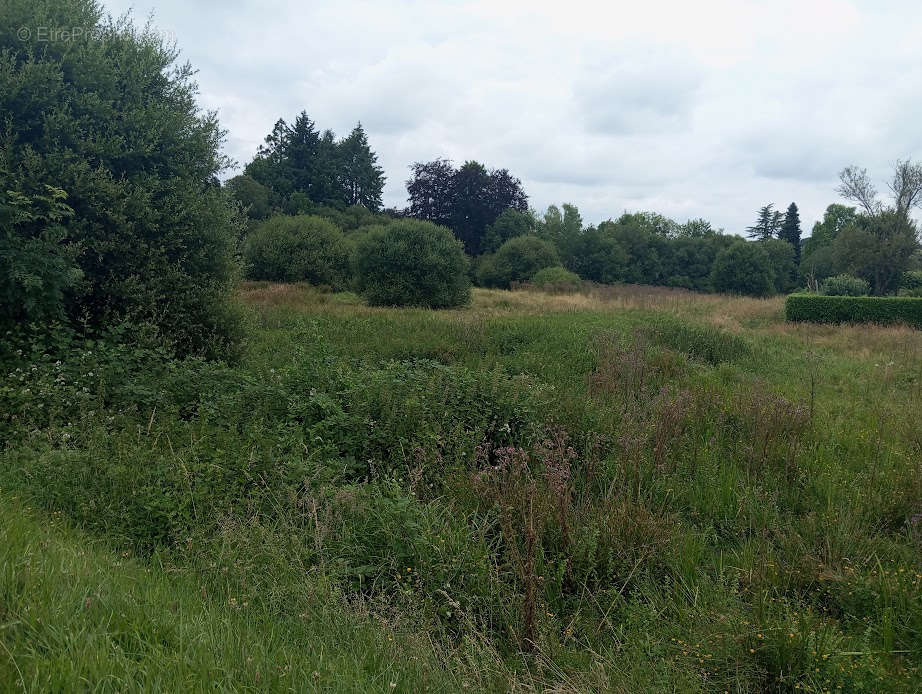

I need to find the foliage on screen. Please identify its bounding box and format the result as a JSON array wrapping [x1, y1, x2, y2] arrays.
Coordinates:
[[3, 285, 922, 691], [0, 0, 242, 357], [245, 113, 384, 212], [746, 204, 784, 240], [600, 217, 669, 284], [899, 270, 922, 296], [529, 266, 581, 291], [0, 184, 82, 326], [353, 220, 471, 307], [539, 203, 584, 259], [482, 208, 536, 253], [778, 202, 802, 264], [564, 226, 628, 284], [477, 235, 559, 289], [710, 241, 775, 296], [224, 174, 272, 220], [243, 215, 351, 288], [758, 238, 798, 294], [801, 204, 857, 259], [786, 293, 922, 327], [820, 274, 870, 297], [406, 159, 528, 255], [830, 211, 919, 295]]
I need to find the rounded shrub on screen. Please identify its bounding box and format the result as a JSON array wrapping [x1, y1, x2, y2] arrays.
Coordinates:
[[353, 220, 471, 308], [530, 266, 581, 291], [478, 236, 560, 289], [821, 274, 870, 297], [244, 215, 351, 288], [710, 241, 775, 297]]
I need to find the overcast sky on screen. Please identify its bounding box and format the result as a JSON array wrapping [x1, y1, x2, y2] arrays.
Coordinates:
[[105, 0, 922, 235]]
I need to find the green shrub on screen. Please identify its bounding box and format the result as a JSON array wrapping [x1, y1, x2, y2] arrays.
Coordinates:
[[1, 0, 241, 358], [821, 274, 870, 297], [478, 236, 560, 289], [353, 220, 471, 308], [530, 266, 581, 291], [244, 215, 351, 288], [711, 241, 776, 297], [899, 270, 922, 296], [785, 294, 922, 328]]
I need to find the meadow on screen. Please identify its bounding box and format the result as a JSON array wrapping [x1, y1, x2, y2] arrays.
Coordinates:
[[2, 283, 921, 692]]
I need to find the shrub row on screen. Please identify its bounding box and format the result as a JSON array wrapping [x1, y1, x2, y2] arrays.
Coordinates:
[[244, 216, 471, 308], [785, 294, 922, 328]]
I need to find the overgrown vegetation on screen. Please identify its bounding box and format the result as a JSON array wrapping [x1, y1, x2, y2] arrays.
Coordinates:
[[4, 1, 922, 690], [4, 285, 922, 691]]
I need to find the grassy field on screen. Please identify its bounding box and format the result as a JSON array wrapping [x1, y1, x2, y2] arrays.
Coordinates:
[[2, 283, 921, 692]]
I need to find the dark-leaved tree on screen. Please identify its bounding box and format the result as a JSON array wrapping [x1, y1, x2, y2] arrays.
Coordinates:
[[778, 202, 802, 264], [406, 159, 528, 254]]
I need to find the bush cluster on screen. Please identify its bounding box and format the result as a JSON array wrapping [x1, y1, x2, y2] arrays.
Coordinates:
[[785, 294, 922, 328], [477, 236, 560, 289]]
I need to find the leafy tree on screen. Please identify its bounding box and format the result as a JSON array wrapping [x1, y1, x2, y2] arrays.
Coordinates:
[[599, 218, 668, 284], [778, 202, 802, 264], [679, 218, 718, 237], [406, 159, 528, 255], [482, 209, 536, 254], [565, 227, 627, 284], [1, 0, 241, 356], [710, 242, 775, 297], [757, 238, 798, 294], [354, 220, 470, 308], [225, 175, 272, 220], [477, 236, 559, 289], [830, 161, 922, 294], [746, 204, 783, 240], [540, 203, 584, 261], [243, 215, 351, 288], [801, 204, 857, 259], [663, 234, 734, 291], [830, 211, 918, 295], [616, 211, 680, 237], [406, 159, 455, 228]]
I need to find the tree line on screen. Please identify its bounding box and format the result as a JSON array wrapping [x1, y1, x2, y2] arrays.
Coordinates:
[[4, 0, 921, 361]]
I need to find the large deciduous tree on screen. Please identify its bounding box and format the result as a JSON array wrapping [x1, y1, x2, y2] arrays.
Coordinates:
[[405, 159, 528, 255], [830, 161, 922, 294]]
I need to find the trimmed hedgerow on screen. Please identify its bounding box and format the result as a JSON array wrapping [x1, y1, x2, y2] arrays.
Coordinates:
[[785, 294, 922, 328]]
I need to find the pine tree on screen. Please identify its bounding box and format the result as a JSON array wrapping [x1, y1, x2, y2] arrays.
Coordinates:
[[746, 204, 778, 240], [778, 202, 802, 264], [339, 123, 385, 210]]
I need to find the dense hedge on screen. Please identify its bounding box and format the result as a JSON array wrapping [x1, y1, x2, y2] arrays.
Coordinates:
[[785, 294, 922, 328]]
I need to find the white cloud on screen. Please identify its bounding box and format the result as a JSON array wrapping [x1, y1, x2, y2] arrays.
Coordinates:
[[105, 0, 922, 234]]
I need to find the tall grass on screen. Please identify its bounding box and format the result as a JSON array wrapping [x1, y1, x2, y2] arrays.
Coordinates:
[[2, 284, 921, 691]]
